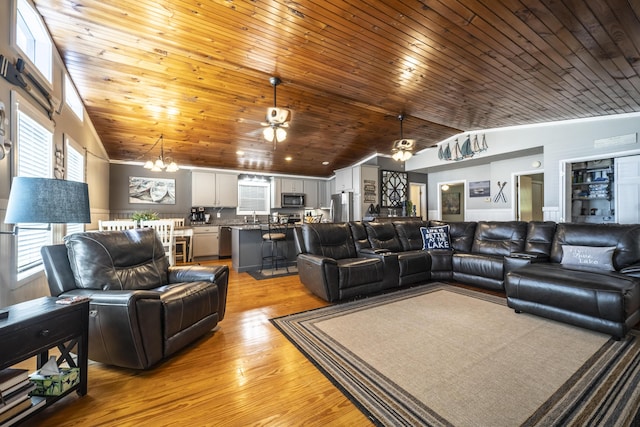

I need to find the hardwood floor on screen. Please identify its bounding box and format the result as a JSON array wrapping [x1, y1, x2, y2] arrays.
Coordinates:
[[21, 260, 372, 426]]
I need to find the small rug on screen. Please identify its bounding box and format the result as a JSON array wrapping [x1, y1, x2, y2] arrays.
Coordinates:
[[271, 283, 640, 426], [248, 265, 298, 280]]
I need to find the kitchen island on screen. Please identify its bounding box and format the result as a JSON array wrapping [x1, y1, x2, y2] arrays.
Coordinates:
[[231, 224, 298, 273]]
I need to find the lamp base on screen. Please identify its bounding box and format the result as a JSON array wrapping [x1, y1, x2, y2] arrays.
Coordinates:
[[0, 309, 8, 319]]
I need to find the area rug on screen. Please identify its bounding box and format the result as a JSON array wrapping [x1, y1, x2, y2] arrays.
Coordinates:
[[271, 283, 640, 426], [248, 265, 298, 280]]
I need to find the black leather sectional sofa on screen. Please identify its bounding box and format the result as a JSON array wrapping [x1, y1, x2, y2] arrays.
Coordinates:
[[295, 220, 640, 339]]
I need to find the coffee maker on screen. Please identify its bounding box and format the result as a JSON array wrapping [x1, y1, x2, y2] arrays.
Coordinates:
[[190, 208, 198, 223]]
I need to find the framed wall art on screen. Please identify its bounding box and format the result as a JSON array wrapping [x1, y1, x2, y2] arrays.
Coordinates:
[[129, 176, 176, 205], [381, 170, 408, 208]]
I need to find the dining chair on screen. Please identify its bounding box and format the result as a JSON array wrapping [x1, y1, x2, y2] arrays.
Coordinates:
[[98, 220, 138, 231], [141, 220, 176, 265], [170, 218, 188, 263]]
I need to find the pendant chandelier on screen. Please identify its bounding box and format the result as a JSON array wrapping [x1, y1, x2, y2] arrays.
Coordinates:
[[391, 114, 415, 162], [143, 134, 179, 172], [261, 77, 290, 149]]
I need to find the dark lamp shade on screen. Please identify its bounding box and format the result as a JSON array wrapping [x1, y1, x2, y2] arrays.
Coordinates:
[[4, 177, 91, 224]]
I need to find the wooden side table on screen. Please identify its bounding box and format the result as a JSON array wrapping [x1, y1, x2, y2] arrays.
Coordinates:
[[0, 297, 89, 422]]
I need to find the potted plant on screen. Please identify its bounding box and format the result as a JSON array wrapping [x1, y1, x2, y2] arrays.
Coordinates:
[[132, 211, 159, 226]]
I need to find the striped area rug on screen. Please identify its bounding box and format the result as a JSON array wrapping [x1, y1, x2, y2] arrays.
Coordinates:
[[271, 283, 640, 426]]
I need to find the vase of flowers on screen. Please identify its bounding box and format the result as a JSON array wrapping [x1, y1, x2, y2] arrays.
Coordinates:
[[132, 211, 159, 227]]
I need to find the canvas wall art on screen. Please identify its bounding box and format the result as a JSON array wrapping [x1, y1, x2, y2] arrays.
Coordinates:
[[129, 176, 176, 204]]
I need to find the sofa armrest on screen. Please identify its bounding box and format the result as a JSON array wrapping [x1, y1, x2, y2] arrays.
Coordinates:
[[359, 247, 391, 255], [168, 265, 226, 284], [620, 263, 640, 278], [509, 252, 550, 261], [297, 253, 340, 301], [504, 252, 549, 278], [58, 289, 163, 369]]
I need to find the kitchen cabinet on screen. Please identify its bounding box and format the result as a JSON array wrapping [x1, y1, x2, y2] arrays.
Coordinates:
[[216, 173, 238, 207], [335, 167, 353, 192], [318, 180, 330, 209], [303, 180, 319, 208], [570, 159, 615, 223], [281, 178, 304, 193], [271, 177, 282, 208], [191, 171, 238, 207], [192, 171, 216, 206], [192, 226, 219, 258]]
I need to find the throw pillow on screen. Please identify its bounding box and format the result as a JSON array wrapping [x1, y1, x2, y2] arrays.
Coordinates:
[[421, 225, 452, 250], [560, 245, 616, 271]]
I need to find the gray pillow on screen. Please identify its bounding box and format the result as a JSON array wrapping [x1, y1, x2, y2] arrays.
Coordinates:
[[560, 245, 616, 271]]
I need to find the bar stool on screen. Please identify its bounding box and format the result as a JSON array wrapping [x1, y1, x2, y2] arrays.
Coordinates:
[[261, 218, 289, 274]]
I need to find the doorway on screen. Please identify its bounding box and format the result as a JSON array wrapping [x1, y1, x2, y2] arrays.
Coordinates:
[[515, 173, 544, 221], [438, 181, 466, 221], [409, 183, 426, 219]]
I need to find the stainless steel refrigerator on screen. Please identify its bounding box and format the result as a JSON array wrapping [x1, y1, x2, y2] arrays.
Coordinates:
[[330, 192, 354, 222]]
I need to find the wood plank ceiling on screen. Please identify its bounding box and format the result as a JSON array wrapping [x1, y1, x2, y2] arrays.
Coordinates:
[[33, 0, 640, 177]]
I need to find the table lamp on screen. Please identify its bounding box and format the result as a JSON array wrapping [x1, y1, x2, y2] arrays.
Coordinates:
[[3, 177, 91, 234], [1, 177, 91, 319]]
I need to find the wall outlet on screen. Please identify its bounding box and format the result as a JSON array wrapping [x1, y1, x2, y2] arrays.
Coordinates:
[[216, 212, 221, 218], [485, 197, 491, 202]]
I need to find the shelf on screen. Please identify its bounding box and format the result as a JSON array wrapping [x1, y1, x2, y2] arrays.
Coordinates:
[[572, 197, 611, 201], [572, 180, 609, 185]]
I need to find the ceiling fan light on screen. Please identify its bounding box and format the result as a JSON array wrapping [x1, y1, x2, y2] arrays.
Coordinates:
[[263, 127, 275, 141], [401, 151, 413, 161], [144, 160, 154, 169], [275, 127, 287, 142], [155, 157, 165, 169], [392, 151, 402, 161]]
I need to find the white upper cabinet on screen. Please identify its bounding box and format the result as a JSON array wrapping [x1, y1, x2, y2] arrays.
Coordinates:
[[281, 178, 304, 193], [334, 167, 354, 192], [192, 171, 238, 207], [303, 180, 319, 208]]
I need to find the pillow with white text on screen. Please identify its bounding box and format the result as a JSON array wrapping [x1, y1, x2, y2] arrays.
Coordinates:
[[421, 225, 451, 250], [560, 245, 615, 271]]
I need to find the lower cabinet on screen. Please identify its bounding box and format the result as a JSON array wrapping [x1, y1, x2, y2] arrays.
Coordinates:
[[192, 226, 219, 258]]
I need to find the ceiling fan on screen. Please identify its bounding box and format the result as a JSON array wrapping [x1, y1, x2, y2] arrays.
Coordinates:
[[261, 77, 291, 149], [391, 114, 415, 162]]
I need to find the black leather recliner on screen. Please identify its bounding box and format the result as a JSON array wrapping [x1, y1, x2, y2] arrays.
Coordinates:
[[40, 228, 229, 369], [296, 223, 386, 302]]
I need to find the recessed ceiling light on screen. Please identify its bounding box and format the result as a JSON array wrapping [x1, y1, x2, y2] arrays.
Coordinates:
[[285, 156, 292, 161], [322, 161, 329, 165], [236, 150, 245, 156]]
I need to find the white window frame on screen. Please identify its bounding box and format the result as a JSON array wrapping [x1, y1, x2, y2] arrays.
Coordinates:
[[237, 180, 271, 215], [64, 74, 84, 122], [65, 136, 85, 236], [11, 0, 53, 87], [11, 91, 54, 284]]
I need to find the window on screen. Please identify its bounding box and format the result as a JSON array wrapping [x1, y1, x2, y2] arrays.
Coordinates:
[[237, 180, 271, 215], [64, 74, 83, 121], [14, 93, 53, 281], [65, 137, 85, 236], [14, 0, 53, 85]]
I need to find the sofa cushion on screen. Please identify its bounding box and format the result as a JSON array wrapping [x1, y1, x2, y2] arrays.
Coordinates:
[[561, 245, 615, 271], [302, 223, 357, 260], [393, 220, 428, 251], [420, 225, 451, 250], [364, 222, 403, 252], [471, 221, 527, 256], [551, 223, 640, 269], [65, 228, 169, 291], [429, 221, 477, 252]]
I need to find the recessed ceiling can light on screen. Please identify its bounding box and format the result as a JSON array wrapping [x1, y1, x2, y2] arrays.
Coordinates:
[[285, 156, 292, 161], [236, 150, 245, 156], [322, 161, 329, 165]]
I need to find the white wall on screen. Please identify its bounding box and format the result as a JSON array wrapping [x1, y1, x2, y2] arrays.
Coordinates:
[[409, 113, 640, 221], [0, 1, 110, 307]]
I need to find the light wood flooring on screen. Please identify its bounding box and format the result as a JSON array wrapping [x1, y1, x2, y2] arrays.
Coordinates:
[[21, 260, 372, 426]]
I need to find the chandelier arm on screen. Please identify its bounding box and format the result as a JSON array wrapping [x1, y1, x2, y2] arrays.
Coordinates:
[[134, 134, 164, 161]]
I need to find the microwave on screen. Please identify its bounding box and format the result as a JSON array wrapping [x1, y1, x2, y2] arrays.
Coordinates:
[[282, 193, 305, 208]]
